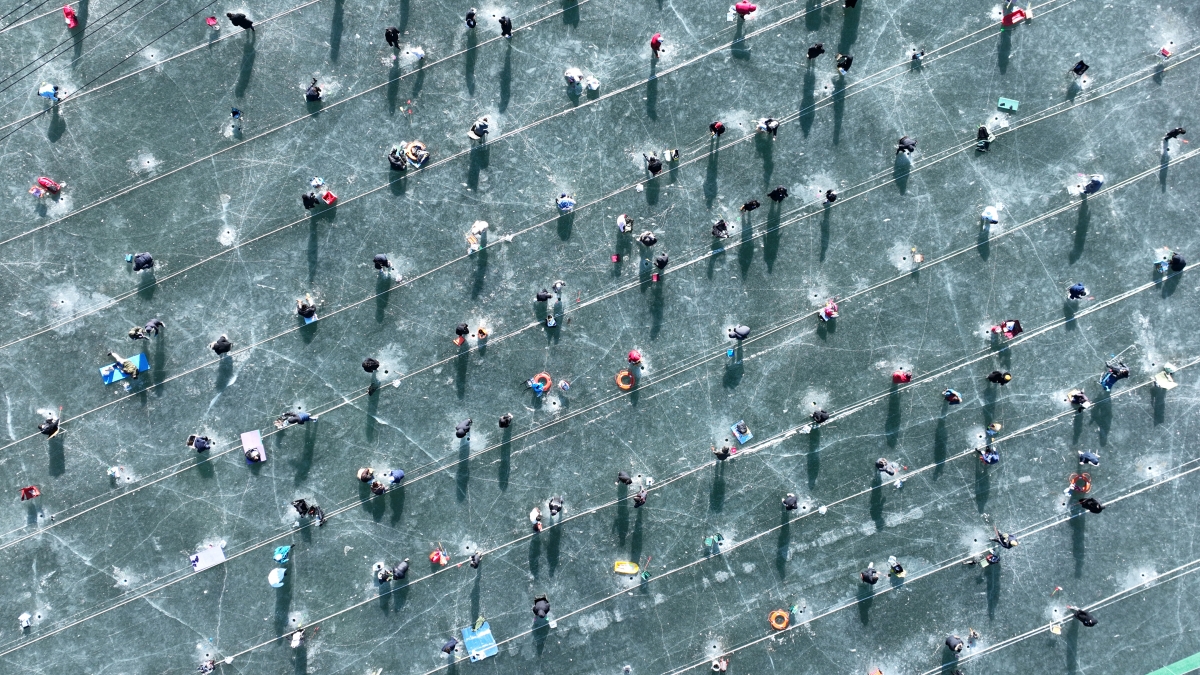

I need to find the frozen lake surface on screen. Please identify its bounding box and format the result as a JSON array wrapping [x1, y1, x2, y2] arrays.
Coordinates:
[[0, 0, 1197, 673]]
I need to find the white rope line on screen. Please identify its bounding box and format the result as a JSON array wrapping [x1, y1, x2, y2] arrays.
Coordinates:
[[219, 356, 1200, 669], [3, 296, 1191, 660], [659, 425, 1200, 675], [451, 395, 1200, 674], [0, 0, 1120, 363], [0, 0, 1113, 550], [0, 0, 323, 122], [0, 1, 75, 34], [0, 145, 1188, 563], [916, 555, 1200, 675], [0, 0, 155, 97], [0, 0, 1179, 586], [1, 8, 1186, 359], [0, 0, 579, 247], [0, 0, 1185, 658], [0, 0, 1089, 262]]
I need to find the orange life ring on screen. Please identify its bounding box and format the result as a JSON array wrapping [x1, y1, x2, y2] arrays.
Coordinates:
[[532, 372, 552, 391], [615, 369, 634, 390], [768, 609, 789, 630], [1069, 473, 1091, 493]]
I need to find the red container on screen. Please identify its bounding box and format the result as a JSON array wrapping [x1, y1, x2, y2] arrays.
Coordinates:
[[1001, 8, 1025, 26]]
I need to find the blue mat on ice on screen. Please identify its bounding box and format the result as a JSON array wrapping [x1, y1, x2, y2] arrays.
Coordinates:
[[99, 353, 149, 385], [730, 420, 753, 444], [461, 621, 498, 662]]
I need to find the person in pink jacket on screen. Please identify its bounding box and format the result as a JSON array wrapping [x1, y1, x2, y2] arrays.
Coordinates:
[[735, 1, 757, 17]]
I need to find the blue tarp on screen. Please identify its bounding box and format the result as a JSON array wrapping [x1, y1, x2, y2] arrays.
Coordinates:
[[731, 420, 753, 444], [100, 353, 149, 385], [461, 621, 499, 662]]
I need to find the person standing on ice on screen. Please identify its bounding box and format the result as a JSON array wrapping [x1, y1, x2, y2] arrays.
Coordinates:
[[1083, 175, 1104, 194], [650, 33, 664, 58], [305, 79, 323, 102], [209, 334, 232, 355], [644, 153, 663, 176], [756, 118, 779, 137], [38, 413, 60, 438], [38, 83, 60, 102], [860, 562, 879, 584], [296, 294, 316, 319], [226, 12, 254, 32], [875, 457, 896, 476], [1069, 607, 1097, 626], [455, 418, 472, 439], [990, 528, 1018, 549], [986, 370, 1012, 385], [468, 116, 489, 140]]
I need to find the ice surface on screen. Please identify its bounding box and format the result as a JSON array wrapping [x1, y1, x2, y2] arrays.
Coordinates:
[[0, 0, 1197, 673]]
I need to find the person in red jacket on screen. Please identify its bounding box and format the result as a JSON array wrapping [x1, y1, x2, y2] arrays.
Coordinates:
[[650, 33, 663, 58], [735, 1, 757, 16]]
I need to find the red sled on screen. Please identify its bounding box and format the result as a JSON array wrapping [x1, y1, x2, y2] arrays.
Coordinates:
[[29, 176, 61, 198], [63, 6, 77, 29], [1001, 8, 1026, 27], [19, 486, 40, 501], [321, 191, 337, 205]]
